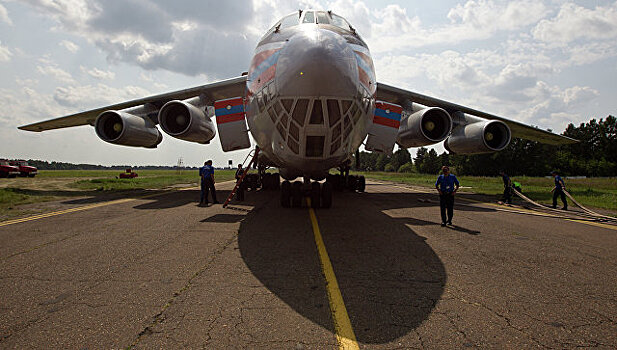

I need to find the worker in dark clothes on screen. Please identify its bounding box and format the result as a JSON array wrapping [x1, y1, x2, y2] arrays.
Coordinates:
[[199, 160, 218, 206], [499, 170, 513, 204], [235, 164, 243, 182], [235, 164, 245, 201], [551, 170, 567, 210], [435, 166, 460, 226]]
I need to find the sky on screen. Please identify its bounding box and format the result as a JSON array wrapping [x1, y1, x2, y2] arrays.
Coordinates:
[[0, 0, 616, 167]]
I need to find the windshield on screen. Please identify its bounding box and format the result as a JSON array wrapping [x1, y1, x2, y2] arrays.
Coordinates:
[[302, 11, 315, 23], [0, 160, 8, 166], [316, 11, 330, 24], [330, 13, 352, 31], [279, 14, 299, 29]]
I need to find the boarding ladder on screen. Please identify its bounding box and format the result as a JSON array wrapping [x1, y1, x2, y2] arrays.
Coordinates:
[[222, 147, 260, 208]]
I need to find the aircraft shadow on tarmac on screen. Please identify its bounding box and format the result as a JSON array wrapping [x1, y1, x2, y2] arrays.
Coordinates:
[[235, 189, 480, 344]]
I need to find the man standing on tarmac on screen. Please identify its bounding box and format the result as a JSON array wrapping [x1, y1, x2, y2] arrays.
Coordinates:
[[199, 160, 218, 206], [435, 166, 460, 227], [500, 170, 513, 204], [551, 170, 567, 210]]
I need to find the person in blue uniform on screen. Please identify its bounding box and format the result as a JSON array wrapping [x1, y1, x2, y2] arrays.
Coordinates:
[[551, 170, 567, 210], [499, 170, 512, 204], [435, 166, 460, 226], [199, 160, 218, 206]]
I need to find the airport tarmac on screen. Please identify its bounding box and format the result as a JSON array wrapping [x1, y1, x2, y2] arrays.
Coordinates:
[[0, 180, 616, 349]]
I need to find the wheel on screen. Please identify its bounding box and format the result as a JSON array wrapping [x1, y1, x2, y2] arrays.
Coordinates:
[[321, 182, 333, 208], [262, 173, 271, 190], [0, 172, 6, 178], [272, 173, 280, 189], [281, 181, 291, 207], [28, 174, 36, 178], [347, 175, 357, 191], [357, 175, 366, 192], [310, 182, 320, 208], [291, 181, 303, 208]]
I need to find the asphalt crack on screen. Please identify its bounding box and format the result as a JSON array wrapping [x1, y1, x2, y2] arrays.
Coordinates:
[[127, 234, 238, 349]]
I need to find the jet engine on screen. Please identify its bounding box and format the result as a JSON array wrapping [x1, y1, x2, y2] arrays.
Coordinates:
[[95, 111, 162, 148], [444, 120, 511, 154], [397, 106, 453, 148], [158, 100, 216, 144]]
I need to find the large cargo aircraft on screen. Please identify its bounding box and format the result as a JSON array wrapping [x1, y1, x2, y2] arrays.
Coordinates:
[[19, 10, 576, 208]]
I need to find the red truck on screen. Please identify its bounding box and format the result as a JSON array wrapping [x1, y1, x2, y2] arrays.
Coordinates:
[[0, 159, 20, 178], [119, 168, 138, 179], [9, 160, 38, 177]]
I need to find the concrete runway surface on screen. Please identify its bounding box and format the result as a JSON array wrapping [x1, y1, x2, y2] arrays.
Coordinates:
[[0, 180, 616, 349]]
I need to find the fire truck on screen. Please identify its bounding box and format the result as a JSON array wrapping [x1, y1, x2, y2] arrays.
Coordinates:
[[0, 159, 20, 178], [9, 160, 38, 177]]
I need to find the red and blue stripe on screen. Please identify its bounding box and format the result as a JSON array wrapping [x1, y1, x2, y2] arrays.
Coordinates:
[[373, 102, 402, 128], [215, 97, 245, 124], [248, 49, 281, 92]]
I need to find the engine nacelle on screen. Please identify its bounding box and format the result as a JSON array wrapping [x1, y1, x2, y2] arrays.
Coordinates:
[[95, 111, 162, 148], [397, 107, 452, 148], [444, 120, 511, 154], [158, 100, 216, 144]]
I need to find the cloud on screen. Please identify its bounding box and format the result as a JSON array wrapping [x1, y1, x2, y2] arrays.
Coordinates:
[[36, 65, 75, 84], [59, 40, 80, 53], [21, 0, 257, 78], [80, 66, 116, 80], [0, 3, 13, 25], [0, 41, 12, 62], [532, 2, 617, 44], [53, 83, 150, 108], [366, 0, 550, 53]]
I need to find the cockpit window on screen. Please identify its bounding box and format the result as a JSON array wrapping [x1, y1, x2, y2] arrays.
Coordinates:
[[279, 14, 299, 29], [302, 11, 315, 23], [316, 11, 330, 24], [330, 13, 351, 31]]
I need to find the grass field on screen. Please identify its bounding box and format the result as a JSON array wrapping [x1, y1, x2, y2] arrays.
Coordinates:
[[1, 169, 615, 220], [358, 172, 617, 214], [0, 169, 236, 219]]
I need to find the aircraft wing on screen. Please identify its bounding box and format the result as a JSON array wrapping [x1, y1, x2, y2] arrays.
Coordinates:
[[19, 76, 247, 132], [376, 82, 577, 145]]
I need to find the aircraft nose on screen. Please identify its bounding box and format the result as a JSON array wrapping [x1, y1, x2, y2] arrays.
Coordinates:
[[276, 28, 358, 97]]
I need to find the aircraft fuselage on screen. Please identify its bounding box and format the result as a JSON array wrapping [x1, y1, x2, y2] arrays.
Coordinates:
[[245, 11, 376, 180]]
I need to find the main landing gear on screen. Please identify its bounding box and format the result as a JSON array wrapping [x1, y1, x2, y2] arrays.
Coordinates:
[[280, 179, 333, 209], [279, 173, 365, 209]]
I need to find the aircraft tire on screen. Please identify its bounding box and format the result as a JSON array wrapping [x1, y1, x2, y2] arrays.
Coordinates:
[[310, 182, 320, 208], [273, 173, 280, 189], [321, 182, 332, 208], [358, 175, 366, 192], [281, 181, 291, 207], [291, 181, 303, 208], [347, 175, 357, 191], [262, 173, 271, 190]]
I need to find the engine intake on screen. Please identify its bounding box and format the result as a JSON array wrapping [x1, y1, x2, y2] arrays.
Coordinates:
[[445, 120, 511, 154], [158, 100, 216, 144], [397, 107, 452, 148], [95, 111, 162, 148]]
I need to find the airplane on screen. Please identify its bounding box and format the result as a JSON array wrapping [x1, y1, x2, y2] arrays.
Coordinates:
[[19, 9, 576, 208]]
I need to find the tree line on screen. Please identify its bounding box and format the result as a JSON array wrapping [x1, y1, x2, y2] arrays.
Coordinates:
[[355, 115, 616, 177]]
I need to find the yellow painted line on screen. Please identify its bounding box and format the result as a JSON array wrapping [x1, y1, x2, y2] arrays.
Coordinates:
[[0, 198, 137, 227], [0, 180, 237, 228], [306, 198, 359, 350], [566, 219, 617, 231]]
